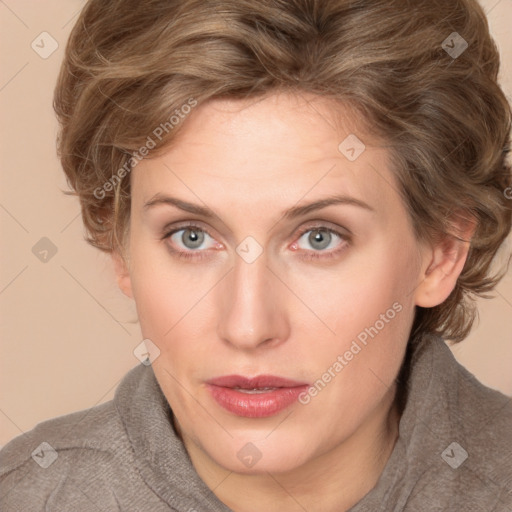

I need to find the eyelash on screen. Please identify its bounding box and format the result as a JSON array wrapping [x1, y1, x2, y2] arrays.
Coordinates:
[[161, 222, 350, 262], [293, 225, 350, 261]]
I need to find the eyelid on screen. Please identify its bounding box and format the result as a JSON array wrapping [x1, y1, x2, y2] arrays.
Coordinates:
[[161, 221, 219, 246], [161, 218, 212, 234], [291, 224, 351, 260], [161, 220, 350, 242], [161, 220, 351, 260], [161, 222, 220, 262], [293, 219, 352, 239]]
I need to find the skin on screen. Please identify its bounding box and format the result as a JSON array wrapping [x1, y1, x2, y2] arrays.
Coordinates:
[[113, 92, 473, 512]]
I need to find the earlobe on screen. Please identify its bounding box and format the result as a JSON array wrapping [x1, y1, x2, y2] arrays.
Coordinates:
[[112, 251, 133, 299], [414, 218, 476, 308]]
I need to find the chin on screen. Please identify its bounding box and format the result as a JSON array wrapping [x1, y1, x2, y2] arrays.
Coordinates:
[[200, 429, 319, 475]]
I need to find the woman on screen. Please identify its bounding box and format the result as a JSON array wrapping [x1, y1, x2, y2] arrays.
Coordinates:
[[1, 0, 511, 510]]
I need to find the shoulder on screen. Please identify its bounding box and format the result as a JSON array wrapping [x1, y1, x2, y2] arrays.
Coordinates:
[[1, 397, 123, 468], [413, 334, 512, 442], [434, 337, 512, 447], [452, 354, 512, 499], [0, 399, 129, 509], [418, 335, 512, 507], [0, 366, 152, 511]]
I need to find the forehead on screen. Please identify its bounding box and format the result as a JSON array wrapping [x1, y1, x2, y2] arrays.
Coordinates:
[[131, 92, 403, 224], [159, 92, 377, 168]]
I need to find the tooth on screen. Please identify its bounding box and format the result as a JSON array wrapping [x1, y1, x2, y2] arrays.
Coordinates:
[[235, 387, 277, 394]]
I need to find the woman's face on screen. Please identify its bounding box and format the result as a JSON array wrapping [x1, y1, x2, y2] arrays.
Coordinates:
[[119, 92, 427, 474]]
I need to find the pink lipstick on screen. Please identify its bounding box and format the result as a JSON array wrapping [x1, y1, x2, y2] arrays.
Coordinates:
[[206, 375, 309, 418]]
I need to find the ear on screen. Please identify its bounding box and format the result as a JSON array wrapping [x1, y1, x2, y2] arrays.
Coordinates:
[[414, 216, 476, 308], [112, 250, 133, 299]]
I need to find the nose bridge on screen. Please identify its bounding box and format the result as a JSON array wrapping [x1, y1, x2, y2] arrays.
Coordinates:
[[216, 250, 287, 350]]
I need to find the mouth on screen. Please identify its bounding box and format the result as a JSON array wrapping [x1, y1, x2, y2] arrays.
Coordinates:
[[206, 375, 309, 418]]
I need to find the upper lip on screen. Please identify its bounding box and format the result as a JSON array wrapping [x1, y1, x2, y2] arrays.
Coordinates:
[[206, 375, 308, 389]]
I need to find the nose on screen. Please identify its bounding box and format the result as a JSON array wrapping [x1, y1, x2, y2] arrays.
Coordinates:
[[216, 249, 290, 351]]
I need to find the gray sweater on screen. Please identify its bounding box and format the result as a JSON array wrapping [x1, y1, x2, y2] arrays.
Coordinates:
[[1, 333, 511, 511]]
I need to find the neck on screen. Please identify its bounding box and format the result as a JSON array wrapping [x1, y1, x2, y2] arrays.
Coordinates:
[[180, 383, 400, 512]]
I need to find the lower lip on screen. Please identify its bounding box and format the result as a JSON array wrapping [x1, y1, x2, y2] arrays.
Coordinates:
[[207, 385, 309, 418]]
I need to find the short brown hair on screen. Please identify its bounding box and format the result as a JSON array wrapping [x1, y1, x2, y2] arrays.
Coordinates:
[[54, 0, 512, 343]]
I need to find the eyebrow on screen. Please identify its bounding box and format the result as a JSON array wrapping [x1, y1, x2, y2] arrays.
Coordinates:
[[143, 193, 374, 219]]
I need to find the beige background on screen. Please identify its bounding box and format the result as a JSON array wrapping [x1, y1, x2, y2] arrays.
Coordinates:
[[1, 0, 511, 448]]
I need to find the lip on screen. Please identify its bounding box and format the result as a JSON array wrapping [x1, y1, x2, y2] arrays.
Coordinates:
[[206, 375, 309, 418]]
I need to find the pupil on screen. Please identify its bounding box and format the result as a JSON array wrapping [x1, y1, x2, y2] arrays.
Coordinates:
[[309, 229, 330, 250], [183, 228, 204, 249]]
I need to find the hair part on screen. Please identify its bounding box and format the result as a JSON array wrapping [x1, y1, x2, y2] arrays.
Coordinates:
[[54, 0, 512, 342]]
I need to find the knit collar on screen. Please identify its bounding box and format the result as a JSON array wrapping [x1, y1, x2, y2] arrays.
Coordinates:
[[114, 333, 473, 511]]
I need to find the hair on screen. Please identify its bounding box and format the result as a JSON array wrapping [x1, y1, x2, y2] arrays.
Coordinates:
[[54, 0, 512, 343]]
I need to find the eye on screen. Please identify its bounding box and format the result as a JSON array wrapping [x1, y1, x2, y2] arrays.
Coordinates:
[[297, 228, 338, 251], [161, 222, 350, 262], [162, 223, 222, 260], [171, 227, 212, 250], [292, 226, 350, 260]]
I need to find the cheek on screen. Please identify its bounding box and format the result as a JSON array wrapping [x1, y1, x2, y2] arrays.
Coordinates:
[[285, 236, 418, 397], [128, 239, 221, 365], [128, 241, 182, 341], [292, 236, 419, 340], [331, 243, 418, 389], [129, 222, 419, 361]]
